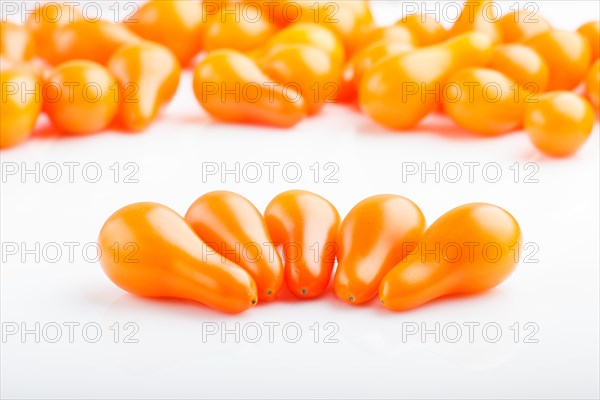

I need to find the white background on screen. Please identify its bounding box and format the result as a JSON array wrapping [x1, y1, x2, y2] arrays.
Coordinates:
[[1, 1, 599, 399]]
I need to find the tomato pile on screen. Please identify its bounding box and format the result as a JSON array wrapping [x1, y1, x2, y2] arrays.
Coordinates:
[[1, 0, 598, 156], [98, 191, 522, 313]]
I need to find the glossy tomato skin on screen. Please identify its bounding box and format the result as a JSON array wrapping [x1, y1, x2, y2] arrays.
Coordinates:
[[395, 13, 448, 46], [341, 40, 414, 103], [524, 91, 595, 157], [525, 30, 591, 91], [0, 22, 36, 62], [0, 69, 41, 149], [360, 32, 493, 130], [448, 0, 503, 44], [98, 202, 258, 314], [127, 0, 204, 66], [290, 0, 374, 55], [26, 2, 81, 60], [585, 60, 600, 111], [488, 44, 549, 93], [577, 21, 600, 62], [264, 190, 340, 299], [43, 60, 119, 135], [380, 203, 522, 311], [203, 7, 276, 52], [252, 23, 345, 71], [107, 42, 181, 132], [43, 19, 141, 65], [185, 191, 284, 301], [193, 49, 307, 127], [334, 194, 426, 305], [353, 25, 417, 55], [257, 44, 341, 115], [497, 9, 551, 43], [443, 68, 530, 136]]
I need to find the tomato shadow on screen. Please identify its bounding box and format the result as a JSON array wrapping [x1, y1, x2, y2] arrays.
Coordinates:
[[356, 111, 522, 142], [355, 118, 403, 136], [336, 100, 361, 113], [370, 287, 510, 316], [176, 114, 305, 134], [168, 113, 210, 125], [515, 140, 597, 162], [517, 145, 546, 161], [413, 114, 502, 141], [29, 118, 63, 140], [266, 283, 299, 304], [105, 292, 248, 320], [311, 286, 383, 311], [30, 118, 129, 142], [28, 110, 186, 141]]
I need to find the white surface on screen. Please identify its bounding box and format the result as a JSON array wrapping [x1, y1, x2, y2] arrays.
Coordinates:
[[1, 1, 599, 399]]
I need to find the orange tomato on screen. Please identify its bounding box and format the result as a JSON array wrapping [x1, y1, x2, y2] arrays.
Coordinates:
[[585, 60, 599, 111], [0, 69, 41, 149], [25, 2, 81, 60], [288, 1, 374, 54], [240, 0, 286, 26], [264, 190, 340, 299], [0, 55, 14, 72], [341, 40, 414, 103], [193, 49, 307, 127], [185, 191, 284, 301], [524, 91, 595, 157], [497, 8, 551, 43], [255, 0, 373, 34], [127, 0, 204, 66], [98, 202, 257, 314], [360, 32, 493, 129], [443, 68, 530, 136], [0, 22, 36, 62], [343, 0, 374, 28], [334, 194, 426, 305], [525, 30, 591, 91], [577, 21, 600, 62], [448, 0, 503, 44], [257, 44, 341, 114], [380, 203, 521, 311], [250, 24, 345, 113], [43, 18, 141, 65], [395, 13, 448, 46], [0, 56, 46, 77], [251, 23, 345, 71], [203, 6, 277, 52], [107, 42, 181, 132], [488, 44, 549, 93], [43, 60, 118, 135], [353, 25, 417, 55]]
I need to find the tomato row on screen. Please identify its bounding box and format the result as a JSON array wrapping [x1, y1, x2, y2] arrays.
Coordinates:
[[1, 0, 598, 157], [98, 191, 521, 314]]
